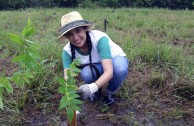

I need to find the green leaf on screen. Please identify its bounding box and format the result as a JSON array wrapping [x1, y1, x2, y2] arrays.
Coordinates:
[[22, 55, 35, 69], [66, 69, 71, 76], [72, 59, 81, 66], [0, 78, 13, 93], [70, 104, 81, 111], [68, 93, 80, 99], [23, 76, 30, 84], [19, 79, 25, 88], [59, 96, 70, 110], [69, 72, 78, 77], [71, 99, 83, 105], [70, 66, 80, 73], [68, 88, 76, 93], [67, 78, 76, 86], [56, 77, 65, 85], [58, 85, 66, 94], [11, 54, 28, 63], [12, 73, 25, 88], [24, 73, 34, 79], [22, 19, 35, 38], [66, 107, 74, 123], [12, 75, 20, 84], [8, 33, 24, 46]]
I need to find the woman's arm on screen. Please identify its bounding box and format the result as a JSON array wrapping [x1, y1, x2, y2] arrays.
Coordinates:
[[64, 68, 69, 80], [95, 59, 113, 88]]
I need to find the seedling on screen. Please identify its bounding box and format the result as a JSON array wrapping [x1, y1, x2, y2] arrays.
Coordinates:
[[57, 59, 83, 126], [0, 19, 40, 110]]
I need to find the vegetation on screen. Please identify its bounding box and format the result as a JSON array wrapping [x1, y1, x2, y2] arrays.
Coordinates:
[[0, 19, 40, 110], [57, 59, 83, 125], [0, 8, 194, 125], [0, 0, 194, 10]]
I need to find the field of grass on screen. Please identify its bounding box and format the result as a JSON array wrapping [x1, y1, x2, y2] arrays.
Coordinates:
[[0, 8, 194, 125]]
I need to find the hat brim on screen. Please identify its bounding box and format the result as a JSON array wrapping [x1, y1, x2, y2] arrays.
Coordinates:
[[58, 20, 94, 39]]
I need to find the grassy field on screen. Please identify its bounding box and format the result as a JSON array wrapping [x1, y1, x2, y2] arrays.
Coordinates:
[[0, 8, 194, 125]]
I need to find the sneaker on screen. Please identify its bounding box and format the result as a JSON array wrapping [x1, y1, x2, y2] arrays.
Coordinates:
[[103, 94, 114, 106], [89, 88, 102, 103]]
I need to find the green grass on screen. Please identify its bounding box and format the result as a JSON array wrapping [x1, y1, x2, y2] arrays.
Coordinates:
[[1, 7, 194, 125]]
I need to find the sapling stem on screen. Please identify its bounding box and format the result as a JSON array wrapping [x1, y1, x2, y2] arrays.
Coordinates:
[[57, 59, 83, 126]]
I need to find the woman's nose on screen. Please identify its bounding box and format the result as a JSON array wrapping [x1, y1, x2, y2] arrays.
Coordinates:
[[73, 34, 79, 40]]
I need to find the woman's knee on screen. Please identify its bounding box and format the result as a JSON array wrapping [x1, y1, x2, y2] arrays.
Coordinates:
[[80, 65, 101, 83], [112, 56, 129, 76], [114, 66, 128, 76], [80, 66, 93, 83]]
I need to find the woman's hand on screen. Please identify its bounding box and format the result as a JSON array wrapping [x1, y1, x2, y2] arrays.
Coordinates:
[[77, 83, 98, 99]]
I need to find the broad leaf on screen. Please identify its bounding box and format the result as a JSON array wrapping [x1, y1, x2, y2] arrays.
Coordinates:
[[70, 104, 81, 111], [58, 85, 66, 94], [66, 69, 71, 76], [69, 72, 78, 77], [66, 107, 74, 123], [70, 65, 80, 73], [71, 99, 83, 105], [11, 54, 28, 63], [23, 76, 30, 84], [67, 93, 80, 99], [0, 78, 13, 93], [56, 77, 66, 85], [24, 73, 34, 79], [8, 33, 24, 46], [22, 19, 35, 38], [12, 75, 20, 84], [59, 96, 70, 110]]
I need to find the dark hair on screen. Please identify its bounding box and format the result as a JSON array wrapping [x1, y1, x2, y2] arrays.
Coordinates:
[[70, 31, 95, 80]]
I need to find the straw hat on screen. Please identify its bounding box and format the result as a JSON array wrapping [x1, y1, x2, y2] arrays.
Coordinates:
[[58, 11, 94, 39]]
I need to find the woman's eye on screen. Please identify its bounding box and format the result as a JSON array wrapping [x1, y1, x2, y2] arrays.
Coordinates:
[[65, 33, 72, 37], [76, 29, 81, 33]]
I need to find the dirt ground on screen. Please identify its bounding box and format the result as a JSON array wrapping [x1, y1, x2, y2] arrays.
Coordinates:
[[0, 52, 194, 126], [0, 57, 134, 126]]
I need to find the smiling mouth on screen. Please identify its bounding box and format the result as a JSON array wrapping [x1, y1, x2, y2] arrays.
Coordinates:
[[76, 42, 81, 45]]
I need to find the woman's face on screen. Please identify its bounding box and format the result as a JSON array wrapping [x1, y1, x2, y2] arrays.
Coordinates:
[[65, 26, 87, 48]]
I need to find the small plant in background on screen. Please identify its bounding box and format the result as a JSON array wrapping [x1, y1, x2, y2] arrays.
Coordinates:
[[56, 59, 83, 126], [0, 19, 41, 110], [0, 77, 13, 109]]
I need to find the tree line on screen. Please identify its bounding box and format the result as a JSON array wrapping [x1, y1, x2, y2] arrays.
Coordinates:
[[0, 0, 194, 10]]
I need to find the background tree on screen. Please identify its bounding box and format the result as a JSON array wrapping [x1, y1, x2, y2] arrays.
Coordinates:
[[0, 0, 193, 10]]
